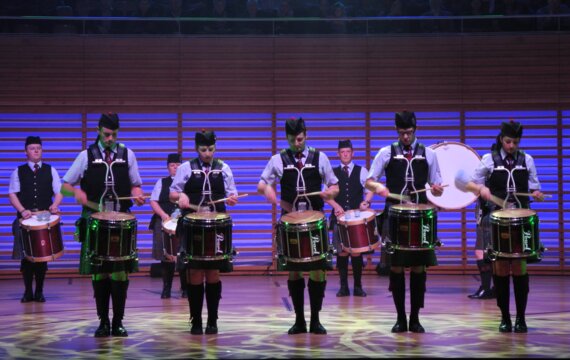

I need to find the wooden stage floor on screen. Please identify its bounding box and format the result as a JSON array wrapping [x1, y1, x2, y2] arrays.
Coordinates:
[[0, 273, 569, 359]]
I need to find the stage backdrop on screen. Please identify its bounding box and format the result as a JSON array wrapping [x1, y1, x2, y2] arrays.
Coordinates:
[[0, 33, 568, 276], [0, 111, 567, 276]]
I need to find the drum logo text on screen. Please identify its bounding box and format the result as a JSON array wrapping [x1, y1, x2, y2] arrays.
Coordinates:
[[311, 235, 320, 255], [421, 224, 431, 244], [522, 230, 532, 251], [216, 233, 224, 254]]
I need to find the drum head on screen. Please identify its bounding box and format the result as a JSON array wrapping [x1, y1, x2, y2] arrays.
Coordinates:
[[91, 211, 135, 221], [281, 210, 324, 224], [338, 209, 376, 225], [162, 218, 178, 233], [391, 203, 436, 212], [427, 142, 481, 210], [491, 208, 536, 219], [185, 212, 230, 222], [20, 214, 60, 229]]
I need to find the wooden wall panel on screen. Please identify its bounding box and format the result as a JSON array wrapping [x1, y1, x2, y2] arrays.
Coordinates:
[[461, 34, 562, 107], [367, 36, 463, 108]]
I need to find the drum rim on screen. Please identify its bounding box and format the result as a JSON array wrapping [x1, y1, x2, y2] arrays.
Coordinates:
[[184, 212, 230, 221], [390, 203, 436, 212], [90, 211, 136, 221], [20, 215, 60, 230], [337, 209, 376, 226], [280, 210, 325, 224], [490, 208, 537, 219], [426, 141, 481, 210], [25, 250, 64, 262]]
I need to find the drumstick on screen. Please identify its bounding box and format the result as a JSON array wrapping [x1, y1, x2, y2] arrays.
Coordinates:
[[410, 184, 449, 194], [86, 200, 101, 212], [298, 191, 324, 197], [387, 193, 411, 202], [489, 195, 505, 209], [208, 193, 249, 205], [116, 195, 150, 200], [514, 192, 552, 198]]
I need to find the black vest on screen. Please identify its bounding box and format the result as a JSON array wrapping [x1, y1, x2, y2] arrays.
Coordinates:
[[17, 163, 54, 216], [280, 147, 324, 211], [385, 142, 429, 204], [333, 165, 363, 211], [488, 150, 529, 209], [149, 176, 176, 229], [183, 158, 226, 213], [80, 143, 132, 212]]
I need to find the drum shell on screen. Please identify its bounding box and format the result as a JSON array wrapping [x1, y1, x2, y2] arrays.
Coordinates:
[[489, 209, 539, 258], [87, 213, 138, 262], [161, 219, 180, 258], [388, 205, 437, 250], [181, 213, 233, 267], [20, 216, 64, 262], [337, 210, 380, 254], [277, 211, 331, 271]]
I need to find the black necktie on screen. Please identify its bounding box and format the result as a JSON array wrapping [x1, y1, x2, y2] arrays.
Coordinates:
[[505, 154, 514, 170], [343, 165, 349, 176], [204, 163, 210, 175], [295, 152, 304, 170], [104, 148, 113, 164], [33, 164, 39, 175], [404, 145, 413, 161]]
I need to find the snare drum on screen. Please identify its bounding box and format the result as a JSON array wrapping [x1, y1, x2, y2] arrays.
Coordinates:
[[20, 214, 64, 262], [388, 204, 438, 250], [277, 210, 331, 271], [161, 218, 180, 258], [489, 208, 540, 259], [87, 212, 138, 262], [181, 212, 233, 266], [337, 209, 380, 254]]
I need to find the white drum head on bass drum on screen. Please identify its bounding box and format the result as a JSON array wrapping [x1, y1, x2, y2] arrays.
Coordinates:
[[427, 141, 481, 210]]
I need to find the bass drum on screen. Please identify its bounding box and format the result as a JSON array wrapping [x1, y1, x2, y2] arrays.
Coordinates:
[[426, 141, 481, 210]]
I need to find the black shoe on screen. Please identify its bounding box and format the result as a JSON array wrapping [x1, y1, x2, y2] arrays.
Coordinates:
[[353, 286, 367, 297], [111, 320, 128, 337], [514, 316, 527, 333], [20, 292, 34, 303], [409, 320, 425, 333], [34, 292, 46, 302], [499, 317, 512, 333], [469, 288, 495, 300], [160, 289, 171, 299], [287, 321, 307, 335], [467, 287, 484, 299], [190, 322, 203, 335], [309, 321, 327, 335], [94, 318, 111, 337], [205, 322, 218, 334], [336, 286, 349, 297], [391, 319, 407, 333]]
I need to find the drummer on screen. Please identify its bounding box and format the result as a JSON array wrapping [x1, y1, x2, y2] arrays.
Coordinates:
[[366, 111, 444, 333], [9, 136, 63, 303], [326, 139, 374, 298], [465, 120, 544, 333], [257, 117, 339, 335], [169, 130, 239, 335], [149, 153, 187, 299], [61, 113, 145, 337]]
